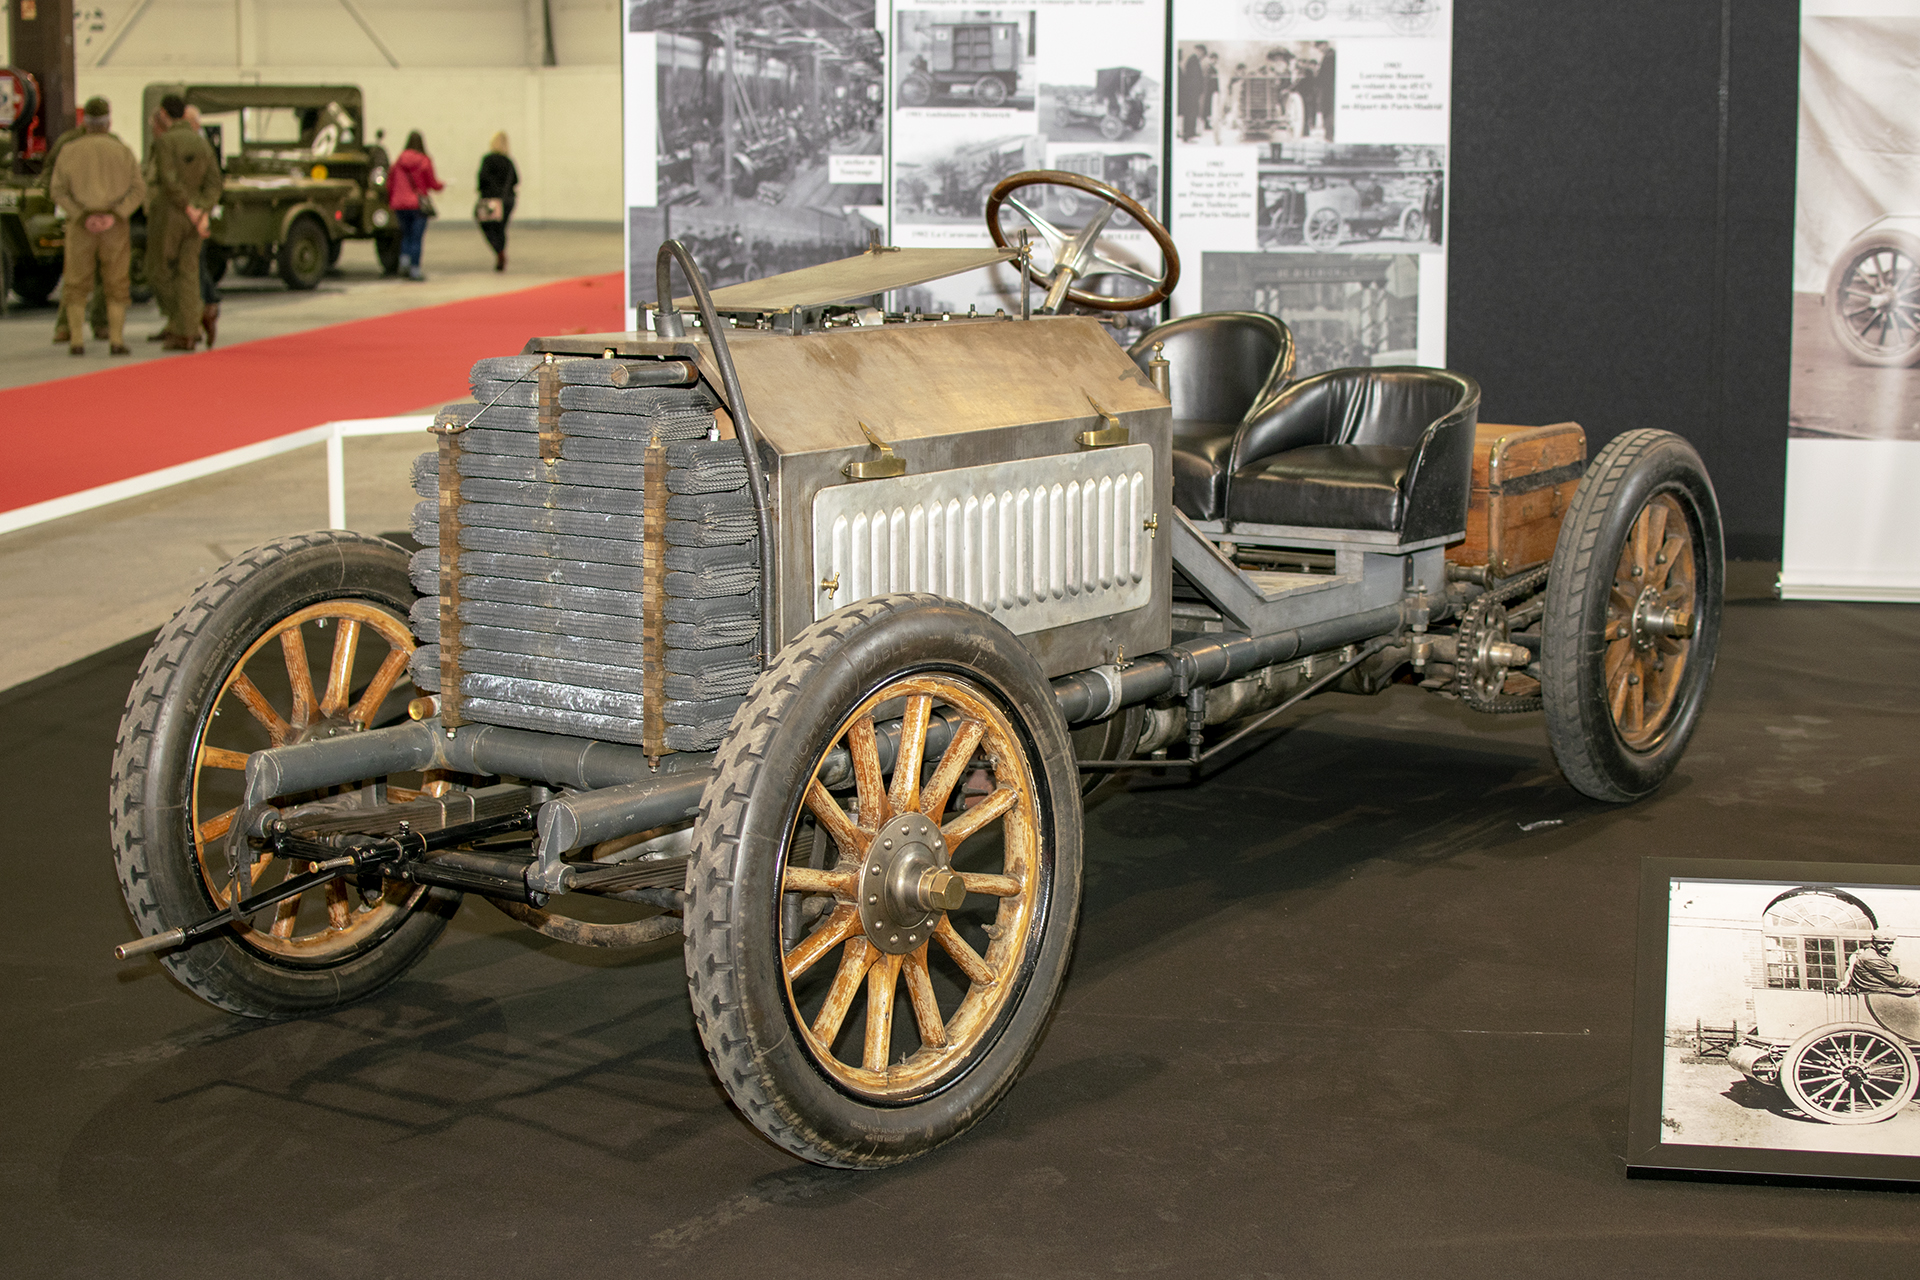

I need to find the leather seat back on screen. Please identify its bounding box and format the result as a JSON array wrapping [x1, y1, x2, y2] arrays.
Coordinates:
[[1233, 367, 1477, 471], [1128, 312, 1295, 423]]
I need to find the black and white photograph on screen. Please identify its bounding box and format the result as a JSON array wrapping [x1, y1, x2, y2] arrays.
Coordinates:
[[893, 130, 1044, 225], [1787, 16, 1920, 441], [1174, 39, 1336, 146], [1630, 861, 1920, 1185], [1037, 66, 1159, 143], [1255, 143, 1444, 252], [644, 0, 884, 214], [1042, 144, 1161, 225], [1245, 0, 1446, 39], [627, 202, 875, 296], [897, 8, 1038, 111], [1199, 252, 1418, 376]]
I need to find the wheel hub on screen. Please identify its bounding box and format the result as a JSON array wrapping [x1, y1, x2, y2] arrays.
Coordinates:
[[858, 811, 959, 955], [1629, 587, 1694, 652]]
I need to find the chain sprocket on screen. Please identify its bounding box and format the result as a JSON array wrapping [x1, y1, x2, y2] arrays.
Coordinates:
[[1454, 565, 1549, 713]]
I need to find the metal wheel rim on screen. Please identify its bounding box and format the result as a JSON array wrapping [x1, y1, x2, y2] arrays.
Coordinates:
[[1837, 247, 1920, 358], [1788, 1028, 1915, 1121], [1305, 209, 1341, 248], [190, 599, 424, 961], [1604, 491, 1696, 750], [779, 672, 1044, 1101]]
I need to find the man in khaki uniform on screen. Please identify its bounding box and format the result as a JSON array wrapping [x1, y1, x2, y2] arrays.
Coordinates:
[[41, 115, 110, 344], [148, 93, 222, 350], [48, 97, 146, 356]]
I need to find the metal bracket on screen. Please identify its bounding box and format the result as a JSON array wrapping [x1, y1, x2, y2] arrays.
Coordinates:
[[843, 421, 907, 479], [1078, 394, 1130, 448]]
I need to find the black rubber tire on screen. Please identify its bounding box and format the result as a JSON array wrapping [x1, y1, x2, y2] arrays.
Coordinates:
[[1823, 228, 1920, 367], [237, 250, 273, 277], [9, 253, 60, 305], [277, 217, 329, 290], [685, 593, 1084, 1167], [108, 531, 458, 1018], [1541, 429, 1724, 802]]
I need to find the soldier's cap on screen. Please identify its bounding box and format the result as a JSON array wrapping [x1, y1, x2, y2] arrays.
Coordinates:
[[159, 93, 188, 120], [83, 97, 112, 122]]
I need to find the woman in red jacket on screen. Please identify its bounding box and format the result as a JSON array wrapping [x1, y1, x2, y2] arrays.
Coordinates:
[[386, 131, 444, 281]]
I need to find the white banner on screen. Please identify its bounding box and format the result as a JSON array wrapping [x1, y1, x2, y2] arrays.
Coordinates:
[[1782, 2, 1920, 601]]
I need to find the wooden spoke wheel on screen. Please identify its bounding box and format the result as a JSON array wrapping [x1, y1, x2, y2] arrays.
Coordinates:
[[1824, 228, 1920, 367], [686, 594, 1084, 1167], [1542, 430, 1724, 802], [1780, 1025, 1918, 1125], [109, 532, 459, 1017]]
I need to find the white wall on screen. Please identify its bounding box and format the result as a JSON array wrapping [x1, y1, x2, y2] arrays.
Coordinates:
[[15, 1, 623, 222]]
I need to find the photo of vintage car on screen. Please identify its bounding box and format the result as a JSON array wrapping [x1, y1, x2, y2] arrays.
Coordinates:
[[1049, 66, 1152, 140], [898, 12, 1031, 109], [1260, 163, 1441, 250], [1822, 214, 1920, 367], [108, 169, 1724, 1170]]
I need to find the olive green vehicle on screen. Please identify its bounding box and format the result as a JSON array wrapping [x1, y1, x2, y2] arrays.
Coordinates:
[[141, 82, 402, 291]]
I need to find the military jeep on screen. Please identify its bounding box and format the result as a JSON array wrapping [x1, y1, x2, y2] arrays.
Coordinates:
[[141, 83, 401, 289], [109, 170, 1724, 1169]]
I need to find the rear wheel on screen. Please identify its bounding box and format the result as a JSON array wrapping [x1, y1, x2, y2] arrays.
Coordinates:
[[1824, 229, 1920, 366], [1541, 430, 1723, 802], [686, 594, 1083, 1167], [974, 75, 1009, 108], [277, 217, 329, 290], [108, 532, 456, 1017], [1780, 1025, 1917, 1124]]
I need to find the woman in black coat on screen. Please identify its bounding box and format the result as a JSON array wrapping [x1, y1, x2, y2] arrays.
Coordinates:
[[476, 131, 519, 271]]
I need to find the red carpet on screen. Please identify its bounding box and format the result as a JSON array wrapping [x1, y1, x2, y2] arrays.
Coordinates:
[[0, 272, 624, 515]]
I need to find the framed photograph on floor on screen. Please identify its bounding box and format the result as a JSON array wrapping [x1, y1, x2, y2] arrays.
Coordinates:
[[1628, 857, 1920, 1185]]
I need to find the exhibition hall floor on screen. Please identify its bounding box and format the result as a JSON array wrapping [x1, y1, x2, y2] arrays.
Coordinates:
[[2, 582, 1914, 1278]]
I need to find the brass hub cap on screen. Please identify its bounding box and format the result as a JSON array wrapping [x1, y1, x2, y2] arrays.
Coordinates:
[[1604, 492, 1697, 750], [190, 601, 422, 961], [779, 672, 1042, 1099]]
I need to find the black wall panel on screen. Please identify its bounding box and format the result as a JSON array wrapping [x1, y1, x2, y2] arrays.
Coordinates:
[[1448, 1, 1799, 559]]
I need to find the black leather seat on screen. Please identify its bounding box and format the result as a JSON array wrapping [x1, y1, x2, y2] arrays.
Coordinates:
[[1224, 367, 1480, 542], [1128, 313, 1294, 520]]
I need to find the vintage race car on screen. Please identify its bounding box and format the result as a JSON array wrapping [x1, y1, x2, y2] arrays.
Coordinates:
[[109, 169, 1724, 1169]]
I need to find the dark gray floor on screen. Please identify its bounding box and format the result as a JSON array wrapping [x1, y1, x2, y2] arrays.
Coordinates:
[[3, 590, 1916, 1278]]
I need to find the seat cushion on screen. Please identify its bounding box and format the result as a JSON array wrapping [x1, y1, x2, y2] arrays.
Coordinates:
[[1170, 419, 1238, 521], [1227, 444, 1415, 531]]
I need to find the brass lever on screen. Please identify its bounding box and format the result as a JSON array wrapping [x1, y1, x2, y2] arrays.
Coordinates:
[[1078, 395, 1130, 448], [844, 421, 906, 479]]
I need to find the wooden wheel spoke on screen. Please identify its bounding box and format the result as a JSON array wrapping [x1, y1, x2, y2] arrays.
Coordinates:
[[278, 626, 317, 730], [269, 893, 302, 939], [195, 807, 237, 846], [197, 745, 251, 771], [1646, 501, 1669, 562], [920, 720, 985, 818], [227, 673, 291, 745], [933, 915, 995, 986], [348, 646, 411, 729], [864, 952, 904, 1071], [785, 904, 861, 980], [810, 936, 876, 1046], [1607, 652, 1634, 723], [1630, 508, 1652, 577], [941, 785, 1018, 851], [847, 715, 888, 828], [957, 871, 1021, 898], [804, 782, 865, 862], [1649, 534, 1688, 590], [325, 879, 353, 931], [902, 948, 947, 1048], [319, 618, 362, 717], [782, 865, 857, 898], [887, 695, 934, 816]]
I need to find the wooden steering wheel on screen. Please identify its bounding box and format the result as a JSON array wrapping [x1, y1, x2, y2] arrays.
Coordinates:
[[986, 169, 1181, 314]]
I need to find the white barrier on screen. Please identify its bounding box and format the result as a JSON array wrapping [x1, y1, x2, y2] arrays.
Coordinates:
[[0, 414, 435, 539]]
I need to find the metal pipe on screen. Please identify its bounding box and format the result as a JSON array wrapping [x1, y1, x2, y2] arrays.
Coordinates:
[[438, 722, 713, 791], [655, 237, 778, 665], [537, 773, 708, 858]]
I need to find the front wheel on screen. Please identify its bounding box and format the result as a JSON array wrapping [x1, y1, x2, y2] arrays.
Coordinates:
[[973, 75, 1009, 108], [1304, 207, 1343, 249], [685, 594, 1084, 1167], [108, 531, 457, 1017], [1399, 207, 1426, 241], [1824, 229, 1920, 366], [1780, 1024, 1918, 1124], [900, 73, 932, 107], [1541, 430, 1724, 802]]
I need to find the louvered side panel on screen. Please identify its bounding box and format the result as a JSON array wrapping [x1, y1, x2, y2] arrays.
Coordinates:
[[813, 446, 1154, 634]]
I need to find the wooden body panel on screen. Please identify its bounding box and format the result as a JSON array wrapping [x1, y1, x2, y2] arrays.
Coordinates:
[[1447, 421, 1586, 577]]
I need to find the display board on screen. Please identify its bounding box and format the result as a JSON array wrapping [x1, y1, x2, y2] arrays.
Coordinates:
[[622, 0, 1443, 375], [1166, 0, 1450, 376], [1780, 1, 1920, 601]]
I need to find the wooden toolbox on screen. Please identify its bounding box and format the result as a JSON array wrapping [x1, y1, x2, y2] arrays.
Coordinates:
[[1447, 421, 1587, 577]]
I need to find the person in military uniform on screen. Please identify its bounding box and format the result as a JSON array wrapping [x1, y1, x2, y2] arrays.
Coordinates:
[[40, 111, 111, 345], [48, 96, 145, 356], [147, 94, 223, 351]]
